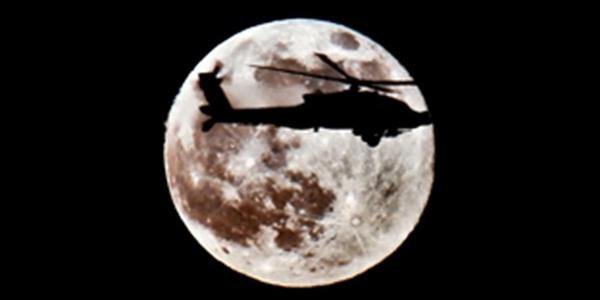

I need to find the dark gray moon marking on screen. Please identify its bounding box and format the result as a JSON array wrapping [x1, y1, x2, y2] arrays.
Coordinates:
[[167, 123, 338, 257], [253, 54, 344, 92], [330, 31, 360, 50]]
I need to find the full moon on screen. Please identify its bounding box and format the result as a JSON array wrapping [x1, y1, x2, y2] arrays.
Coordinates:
[[164, 19, 434, 287]]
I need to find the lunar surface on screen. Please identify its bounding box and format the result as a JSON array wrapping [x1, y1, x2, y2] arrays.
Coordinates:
[[164, 19, 434, 287]]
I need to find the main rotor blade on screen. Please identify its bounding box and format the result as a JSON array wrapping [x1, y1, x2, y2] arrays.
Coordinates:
[[314, 53, 415, 86], [361, 83, 393, 93], [314, 52, 352, 79], [250, 64, 351, 84], [249, 65, 397, 93], [361, 79, 415, 85]]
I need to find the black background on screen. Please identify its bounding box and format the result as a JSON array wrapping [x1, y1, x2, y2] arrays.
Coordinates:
[[14, 5, 587, 296]]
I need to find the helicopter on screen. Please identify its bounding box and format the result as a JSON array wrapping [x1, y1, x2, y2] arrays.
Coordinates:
[[198, 52, 432, 147]]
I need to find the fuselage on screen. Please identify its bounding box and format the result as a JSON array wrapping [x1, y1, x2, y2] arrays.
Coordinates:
[[209, 90, 431, 131]]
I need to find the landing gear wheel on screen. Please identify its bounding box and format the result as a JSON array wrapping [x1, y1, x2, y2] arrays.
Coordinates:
[[361, 130, 383, 147], [202, 119, 216, 132]]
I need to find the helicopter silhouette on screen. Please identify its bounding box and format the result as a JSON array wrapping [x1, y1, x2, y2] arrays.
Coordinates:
[[198, 53, 432, 147]]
